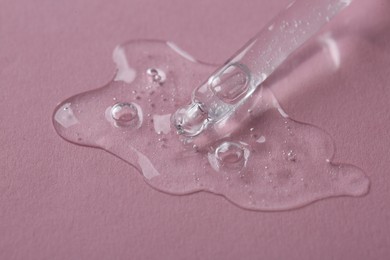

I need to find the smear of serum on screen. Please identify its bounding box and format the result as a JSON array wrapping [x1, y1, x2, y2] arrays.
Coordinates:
[[53, 40, 369, 211]]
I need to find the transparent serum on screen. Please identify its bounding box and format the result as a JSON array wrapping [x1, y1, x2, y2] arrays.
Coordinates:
[[53, 0, 369, 211]]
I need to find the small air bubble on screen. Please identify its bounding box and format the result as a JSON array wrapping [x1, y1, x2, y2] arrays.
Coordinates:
[[147, 68, 166, 84], [287, 150, 297, 162], [212, 142, 250, 172], [111, 102, 140, 128]]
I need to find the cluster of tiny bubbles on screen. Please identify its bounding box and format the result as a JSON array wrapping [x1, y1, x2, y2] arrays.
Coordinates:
[[110, 102, 140, 128], [157, 136, 168, 149], [146, 68, 166, 84], [284, 120, 294, 136], [287, 150, 297, 162], [281, 148, 297, 162]]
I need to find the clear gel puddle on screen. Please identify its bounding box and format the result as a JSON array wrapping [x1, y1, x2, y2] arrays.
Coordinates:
[[53, 40, 369, 211]]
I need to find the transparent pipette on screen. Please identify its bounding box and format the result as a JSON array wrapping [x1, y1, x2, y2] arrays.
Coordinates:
[[172, 0, 353, 147]]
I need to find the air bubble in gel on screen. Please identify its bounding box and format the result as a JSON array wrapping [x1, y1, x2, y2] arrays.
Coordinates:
[[210, 141, 249, 172], [52, 40, 369, 211], [110, 102, 140, 128], [146, 68, 166, 84]]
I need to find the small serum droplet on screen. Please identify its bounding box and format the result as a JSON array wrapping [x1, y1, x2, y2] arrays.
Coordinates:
[[111, 102, 140, 128], [214, 142, 249, 171]]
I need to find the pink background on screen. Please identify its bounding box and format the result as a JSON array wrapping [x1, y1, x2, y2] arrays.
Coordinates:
[[1, 0, 389, 259]]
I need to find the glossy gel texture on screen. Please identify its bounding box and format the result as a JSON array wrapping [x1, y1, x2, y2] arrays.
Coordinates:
[[53, 40, 369, 211]]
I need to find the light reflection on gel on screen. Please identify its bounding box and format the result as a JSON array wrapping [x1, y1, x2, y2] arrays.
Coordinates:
[[53, 40, 369, 211]]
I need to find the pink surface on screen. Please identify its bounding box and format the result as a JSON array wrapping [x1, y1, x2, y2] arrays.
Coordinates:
[[1, 0, 389, 259]]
